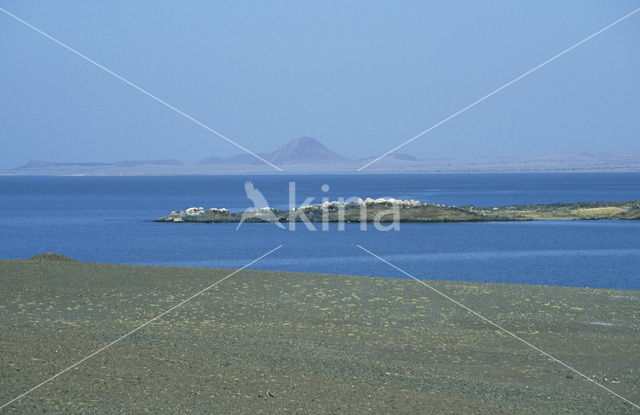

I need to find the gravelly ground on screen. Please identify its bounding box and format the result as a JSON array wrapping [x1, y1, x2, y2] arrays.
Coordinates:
[[1, 259, 638, 414]]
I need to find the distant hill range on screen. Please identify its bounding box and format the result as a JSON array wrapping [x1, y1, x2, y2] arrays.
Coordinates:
[[198, 137, 420, 166], [6, 137, 640, 175], [198, 137, 351, 165], [16, 159, 184, 170]]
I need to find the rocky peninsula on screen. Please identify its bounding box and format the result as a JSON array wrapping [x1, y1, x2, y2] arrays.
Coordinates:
[[156, 198, 640, 223]]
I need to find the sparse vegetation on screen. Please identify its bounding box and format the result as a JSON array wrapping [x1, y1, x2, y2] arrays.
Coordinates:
[[1, 259, 638, 413], [28, 253, 78, 262]]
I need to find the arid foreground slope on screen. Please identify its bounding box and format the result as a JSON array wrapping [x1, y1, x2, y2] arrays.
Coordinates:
[[1, 259, 638, 413]]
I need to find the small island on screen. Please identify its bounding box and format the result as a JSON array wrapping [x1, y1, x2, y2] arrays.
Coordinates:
[[156, 198, 640, 223]]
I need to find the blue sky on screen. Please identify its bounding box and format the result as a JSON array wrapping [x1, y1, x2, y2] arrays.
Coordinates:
[[1, 1, 639, 168]]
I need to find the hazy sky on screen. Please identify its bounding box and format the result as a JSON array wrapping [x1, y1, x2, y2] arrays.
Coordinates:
[[1, 1, 639, 169]]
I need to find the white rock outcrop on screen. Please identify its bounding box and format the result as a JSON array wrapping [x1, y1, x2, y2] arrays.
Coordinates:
[[185, 207, 205, 215]]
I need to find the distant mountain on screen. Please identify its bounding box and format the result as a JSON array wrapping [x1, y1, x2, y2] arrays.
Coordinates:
[[7, 141, 640, 175], [14, 159, 184, 170], [358, 153, 423, 162], [265, 137, 350, 164], [15, 160, 107, 169], [111, 159, 184, 167], [198, 137, 351, 165], [197, 153, 264, 165]]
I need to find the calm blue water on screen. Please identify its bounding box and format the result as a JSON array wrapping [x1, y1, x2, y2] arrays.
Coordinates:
[[1, 174, 639, 289]]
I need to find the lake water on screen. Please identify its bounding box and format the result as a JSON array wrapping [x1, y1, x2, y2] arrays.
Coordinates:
[[1, 173, 639, 289]]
